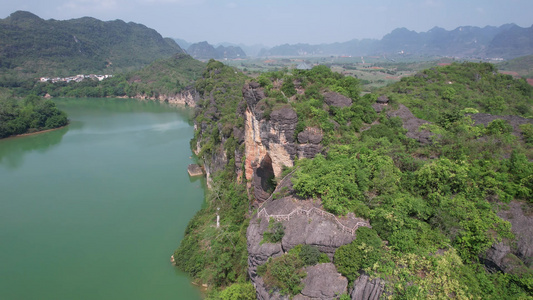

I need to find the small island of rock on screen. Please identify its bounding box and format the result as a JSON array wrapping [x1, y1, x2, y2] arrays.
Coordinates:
[[187, 164, 204, 177]]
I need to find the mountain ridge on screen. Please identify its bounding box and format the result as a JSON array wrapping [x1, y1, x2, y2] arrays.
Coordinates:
[[256, 23, 533, 59], [187, 41, 247, 60], [0, 11, 185, 77]]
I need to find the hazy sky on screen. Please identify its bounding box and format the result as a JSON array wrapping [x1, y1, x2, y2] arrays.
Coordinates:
[[1, 0, 532, 46]]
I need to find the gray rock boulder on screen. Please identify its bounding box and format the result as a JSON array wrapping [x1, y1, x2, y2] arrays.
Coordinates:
[[247, 218, 284, 278], [324, 92, 352, 108], [470, 113, 533, 138], [484, 200, 533, 272], [387, 104, 432, 144], [247, 195, 371, 299], [350, 274, 385, 300], [298, 127, 323, 144], [297, 263, 348, 299], [270, 106, 298, 143]]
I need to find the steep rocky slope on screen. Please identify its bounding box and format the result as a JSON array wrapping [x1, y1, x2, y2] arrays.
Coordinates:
[[177, 61, 533, 299], [242, 82, 323, 201], [246, 174, 372, 299]]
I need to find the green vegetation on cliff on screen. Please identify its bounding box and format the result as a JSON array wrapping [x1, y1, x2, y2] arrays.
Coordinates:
[[176, 60, 532, 298], [174, 61, 250, 296], [290, 63, 533, 298], [254, 64, 377, 146], [0, 94, 68, 138]]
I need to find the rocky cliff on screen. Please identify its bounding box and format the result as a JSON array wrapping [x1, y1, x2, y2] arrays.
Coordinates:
[[180, 60, 533, 299], [191, 72, 384, 299], [242, 82, 323, 202], [133, 88, 200, 106], [246, 172, 372, 299]]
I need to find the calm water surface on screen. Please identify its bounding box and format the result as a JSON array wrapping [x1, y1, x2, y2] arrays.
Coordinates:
[[0, 98, 203, 300]]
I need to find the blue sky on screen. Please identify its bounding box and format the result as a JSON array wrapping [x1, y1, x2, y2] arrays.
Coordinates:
[[1, 0, 532, 46]]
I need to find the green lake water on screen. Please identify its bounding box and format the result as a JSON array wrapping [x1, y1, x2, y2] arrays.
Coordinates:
[[0, 98, 204, 300]]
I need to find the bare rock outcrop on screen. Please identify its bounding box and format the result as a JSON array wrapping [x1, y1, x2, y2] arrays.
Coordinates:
[[324, 92, 352, 108], [242, 83, 323, 203], [387, 104, 432, 144], [350, 274, 385, 300], [243, 82, 266, 107], [133, 88, 200, 106], [296, 263, 348, 300], [187, 164, 203, 176], [297, 127, 323, 144], [484, 242, 514, 273], [247, 192, 371, 299], [376, 95, 389, 104], [470, 113, 533, 137], [483, 201, 533, 273], [297, 127, 324, 159], [499, 202, 533, 262]]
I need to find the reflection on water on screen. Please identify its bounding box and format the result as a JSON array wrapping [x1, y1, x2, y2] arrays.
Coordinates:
[[0, 97, 203, 300], [0, 126, 69, 169]]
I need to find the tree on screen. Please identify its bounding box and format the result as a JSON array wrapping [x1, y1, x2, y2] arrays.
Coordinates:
[[334, 227, 383, 282], [219, 283, 256, 300]]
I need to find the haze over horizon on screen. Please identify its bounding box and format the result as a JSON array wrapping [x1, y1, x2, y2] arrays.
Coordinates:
[[2, 0, 533, 47]]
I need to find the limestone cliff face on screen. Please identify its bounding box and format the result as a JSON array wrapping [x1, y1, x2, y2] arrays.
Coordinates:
[[133, 88, 200, 106], [242, 82, 323, 202]]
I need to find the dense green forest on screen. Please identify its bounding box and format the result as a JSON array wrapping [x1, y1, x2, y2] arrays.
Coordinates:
[[0, 11, 184, 78], [0, 94, 68, 138], [1, 54, 205, 99], [175, 60, 533, 299], [381, 62, 532, 121]]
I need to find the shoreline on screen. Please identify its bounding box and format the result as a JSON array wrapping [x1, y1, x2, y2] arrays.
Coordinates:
[[3, 124, 69, 140]]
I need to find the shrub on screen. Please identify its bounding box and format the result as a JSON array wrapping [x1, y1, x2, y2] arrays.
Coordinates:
[[281, 78, 297, 97], [262, 218, 285, 244], [289, 244, 330, 266], [519, 123, 533, 145], [334, 227, 383, 282], [486, 119, 513, 135], [219, 283, 256, 300], [257, 253, 306, 296]]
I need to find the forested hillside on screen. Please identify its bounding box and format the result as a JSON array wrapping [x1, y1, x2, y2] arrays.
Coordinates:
[[499, 55, 533, 78], [176, 60, 533, 299], [5, 54, 205, 100], [0, 11, 184, 78], [0, 94, 68, 138], [381, 62, 533, 121]]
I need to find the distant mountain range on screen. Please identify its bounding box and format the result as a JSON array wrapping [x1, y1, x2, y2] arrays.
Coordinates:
[[0, 11, 185, 77], [2, 10, 532, 80], [174, 39, 265, 58], [256, 24, 533, 59], [186, 41, 246, 60]]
